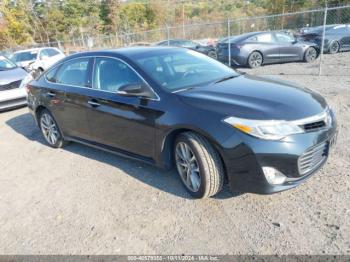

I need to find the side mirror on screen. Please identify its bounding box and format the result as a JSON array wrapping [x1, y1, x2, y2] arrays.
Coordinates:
[[116, 83, 156, 99]]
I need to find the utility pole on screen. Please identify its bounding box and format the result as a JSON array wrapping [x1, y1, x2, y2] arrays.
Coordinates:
[[182, 2, 185, 38], [318, 2, 328, 76]]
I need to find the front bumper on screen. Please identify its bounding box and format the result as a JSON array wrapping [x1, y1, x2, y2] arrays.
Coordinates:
[[220, 116, 337, 194], [0, 88, 27, 111]]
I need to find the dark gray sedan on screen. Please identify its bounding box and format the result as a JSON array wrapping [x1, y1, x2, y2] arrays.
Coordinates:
[[298, 24, 350, 54], [217, 31, 319, 68]]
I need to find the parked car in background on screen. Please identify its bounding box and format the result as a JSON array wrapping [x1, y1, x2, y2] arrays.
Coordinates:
[[216, 31, 320, 68], [130, 42, 151, 47], [195, 38, 218, 47], [156, 39, 217, 59], [0, 56, 32, 111], [11, 47, 65, 76], [297, 24, 350, 54], [27, 47, 337, 198]]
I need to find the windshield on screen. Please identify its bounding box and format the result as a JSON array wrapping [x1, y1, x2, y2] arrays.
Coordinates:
[[0, 56, 17, 70], [12, 51, 38, 62], [134, 49, 239, 91]]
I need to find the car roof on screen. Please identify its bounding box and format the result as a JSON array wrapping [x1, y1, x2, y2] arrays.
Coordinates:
[[62, 46, 187, 61], [14, 47, 57, 54], [223, 31, 266, 43], [48, 46, 192, 67]]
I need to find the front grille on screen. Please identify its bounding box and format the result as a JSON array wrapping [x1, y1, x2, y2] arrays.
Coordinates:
[[0, 80, 22, 91], [303, 120, 326, 131], [298, 141, 328, 175]]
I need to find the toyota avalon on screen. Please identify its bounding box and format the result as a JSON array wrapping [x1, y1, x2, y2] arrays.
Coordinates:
[[27, 47, 337, 198]]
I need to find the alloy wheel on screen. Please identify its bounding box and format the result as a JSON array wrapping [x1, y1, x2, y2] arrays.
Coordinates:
[[329, 41, 339, 54], [40, 113, 59, 145], [306, 47, 317, 62], [248, 52, 262, 68], [175, 142, 201, 192]]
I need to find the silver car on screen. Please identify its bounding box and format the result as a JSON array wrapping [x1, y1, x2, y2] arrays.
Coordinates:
[[216, 31, 320, 68], [0, 56, 32, 111]]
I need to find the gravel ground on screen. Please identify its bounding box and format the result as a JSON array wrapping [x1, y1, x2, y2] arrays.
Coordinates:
[[0, 54, 349, 255]]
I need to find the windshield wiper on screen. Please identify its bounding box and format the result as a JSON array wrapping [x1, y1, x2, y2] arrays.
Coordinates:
[[214, 74, 239, 84]]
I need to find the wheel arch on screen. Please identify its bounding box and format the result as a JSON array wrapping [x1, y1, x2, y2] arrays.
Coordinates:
[[304, 45, 320, 61], [328, 40, 340, 53], [35, 105, 47, 124], [159, 127, 228, 180], [247, 50, 264, 65]]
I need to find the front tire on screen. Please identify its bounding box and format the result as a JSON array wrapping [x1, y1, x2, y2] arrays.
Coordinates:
[[304, 47, 318, 63], [247, 51, 263, 68], [39, 109, 66, 148], [174, 132, 224, 199], [329, 41, 340, 54]]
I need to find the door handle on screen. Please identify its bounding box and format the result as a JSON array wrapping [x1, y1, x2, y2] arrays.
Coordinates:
[[47, 91, 56, 97], [88, 99, 101, 107]]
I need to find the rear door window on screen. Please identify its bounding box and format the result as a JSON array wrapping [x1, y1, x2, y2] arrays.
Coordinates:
[[275, 33, 295, 43], [39, 49, 50, 59], [55, 58, 90, 87], [256, 33, 275, 43], [47, 48, 60, 57]]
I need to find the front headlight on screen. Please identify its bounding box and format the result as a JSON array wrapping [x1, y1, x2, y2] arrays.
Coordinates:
[[223, 116, 304, 140], [19, 74, 34, 89]]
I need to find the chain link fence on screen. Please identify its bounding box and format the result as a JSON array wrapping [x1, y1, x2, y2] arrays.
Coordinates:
[[3, 5, 350, 76]]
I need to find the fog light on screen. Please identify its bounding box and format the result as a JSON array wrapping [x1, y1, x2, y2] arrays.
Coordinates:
[[262, 167, 286, 185]]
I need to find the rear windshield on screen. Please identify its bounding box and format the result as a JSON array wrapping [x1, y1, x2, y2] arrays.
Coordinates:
[[12, 51, 38, 62]]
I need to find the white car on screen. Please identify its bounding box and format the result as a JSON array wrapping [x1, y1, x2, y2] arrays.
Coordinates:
[[0, 56, 33, 111], [11, 47, 65, 75]]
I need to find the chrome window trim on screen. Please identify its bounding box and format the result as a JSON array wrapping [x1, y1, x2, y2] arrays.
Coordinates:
[[44, 55, 160, 101]]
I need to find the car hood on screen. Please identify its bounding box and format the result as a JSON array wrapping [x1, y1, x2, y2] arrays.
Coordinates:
[[0, 67, 28, 85], [177, 74, 327, 121]]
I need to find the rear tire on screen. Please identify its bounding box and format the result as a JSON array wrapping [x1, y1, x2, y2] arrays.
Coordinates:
[[304, 47, 318, 63], [329, 41, 340, 54], [39, 109, 66, 148], [247, 51, 263, 68], [174, 132, 224, 199]]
